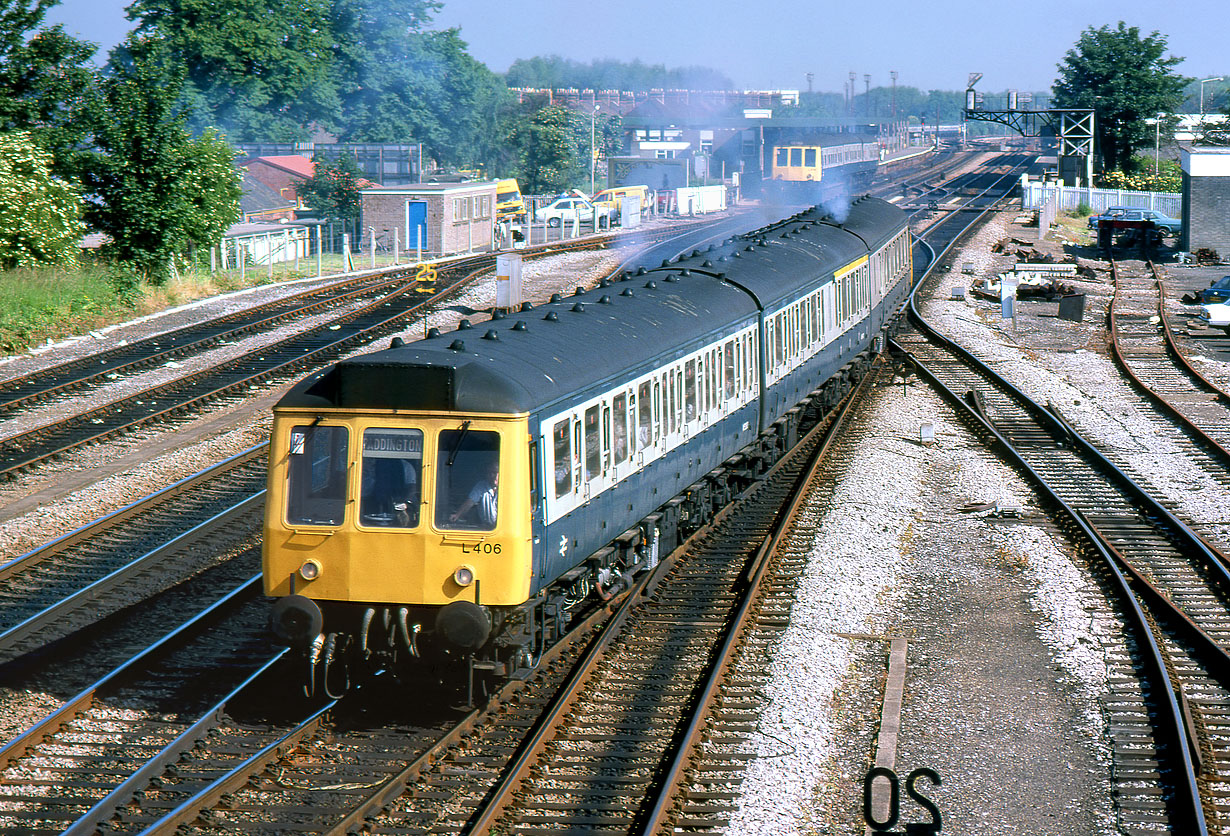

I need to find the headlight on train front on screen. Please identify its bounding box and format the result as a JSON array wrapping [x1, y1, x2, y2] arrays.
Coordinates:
[[299, 559, 322, 581], [454, 565, 475, 587]]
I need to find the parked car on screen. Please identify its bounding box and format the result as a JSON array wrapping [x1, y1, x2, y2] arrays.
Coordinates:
[[1192, 275, 1230, 304], [1195, 302, 1230, 328], [1088, 206, 1182, 236], [533, 197, 611, 228]]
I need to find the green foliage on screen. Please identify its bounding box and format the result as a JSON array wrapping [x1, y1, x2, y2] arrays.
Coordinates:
[[511, 105, 584, 194], [0, 262, 123, 353], [128, 0, 342, 141], [77, 37, 241, 285], [1052, 22, 1188, 172], [1074, 203, 1092, 217], [297, 154, 364, 225], [505, 55, 732, 92], [0, 2, 98, 172], [0, 131, 84, 269]]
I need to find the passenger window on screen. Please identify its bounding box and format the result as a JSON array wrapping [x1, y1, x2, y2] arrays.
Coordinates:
[[435, 427, 500, 531], [638, 382, 652, 450], [718, 339, 728, 398], [613, 393, 628, 464], [790, 148, 802, 167], [286, 425, 349, 526], [684, 361, 697, 421], [776, 148, 788, 167], [702, 354, 711, 413], [805, 148, 816, 167], [553, 419, 572, 498], [359, 428, 422, 528], [584, 405, 601, 480]]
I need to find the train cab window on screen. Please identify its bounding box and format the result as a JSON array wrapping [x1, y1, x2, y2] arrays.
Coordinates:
[[286, 424, 349, 526], [775, 148, 788, 167], [637, 382, 652, 450], [553, 419, 572, 498], [790, 148, 802, 167], [613, 393, 628, 464], [436, 427, 500, 531], [584, 405, 601, 480], [359, 428, 422, 528], [805, 148, 816, 167]]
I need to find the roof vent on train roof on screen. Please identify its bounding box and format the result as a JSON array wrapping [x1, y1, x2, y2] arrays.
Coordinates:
[[520, 301, 533, 311], [691, 249, 702, 258], [390, 336, 405, 348], [574, 286, 585, 296], [636, 266, 647, 275], [660, 259, 673, 267], [597, 295, 611, 304], [707, 244, 716, 252], [449, 339, 466, 351], [544, 311, 559, 322], [550, 293, 563, 302], [483, 329, 499, 341], [571, 302, 585, 312], [426, 327, 441, 338], [599, 278, 612, 288], [717, 255, 729, 263], [458, 319, 472, 330], [491, 310, 506, 320], [780, 232, 791, 239], [512, 321, 528, 331], [732, 251, 742, 258], [717, 272, 728, 280], [664, 274, 678, 283], [679, 268, 691, 276], [645, 280, 657, 289], [745, 245, 755, 252], [620, 287, 634, 297], [701, 259, 713, 268]]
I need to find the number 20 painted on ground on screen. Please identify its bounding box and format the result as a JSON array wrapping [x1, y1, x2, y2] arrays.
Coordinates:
[[863, 766, 942, 832]]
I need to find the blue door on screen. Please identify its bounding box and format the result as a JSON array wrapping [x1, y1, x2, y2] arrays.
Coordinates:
[[406, 201, 428, 251]]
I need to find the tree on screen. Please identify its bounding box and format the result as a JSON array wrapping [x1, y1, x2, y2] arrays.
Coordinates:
[[77, 37, 241, 284], [128, 0, 341, 140], [510, 105, 584, 194], [297, 154, 364, 229], [0, 1, 97, 170], [0, 130, 83, 269], [1052, 22, 1188, 172]]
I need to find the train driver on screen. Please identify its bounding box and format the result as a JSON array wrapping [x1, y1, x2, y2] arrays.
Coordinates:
[[449, 460, 499, 528]]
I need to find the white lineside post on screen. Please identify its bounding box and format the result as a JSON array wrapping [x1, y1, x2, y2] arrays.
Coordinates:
[[267, 232, 273, 280], [394, 228, 399, 263], [370, 227, 377, 268], [495, 252, 522, 312], [416, 224, 422, 262], [316, 225, 322, 277]]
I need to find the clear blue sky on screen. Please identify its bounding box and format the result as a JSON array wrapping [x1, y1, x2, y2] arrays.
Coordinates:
[[42, 0, 1228, 94]]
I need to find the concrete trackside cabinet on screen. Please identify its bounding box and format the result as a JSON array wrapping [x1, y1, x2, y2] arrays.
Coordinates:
[[1179, 146, 1230, 258]]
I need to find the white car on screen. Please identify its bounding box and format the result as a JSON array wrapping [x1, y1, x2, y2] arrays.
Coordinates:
[[534, 197, 611, 228], [1196, 302, 1230, 328]]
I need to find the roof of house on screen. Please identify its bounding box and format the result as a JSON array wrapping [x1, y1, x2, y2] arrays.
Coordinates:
[[240, 171, 295, 216], [240, 154, 317, 179]]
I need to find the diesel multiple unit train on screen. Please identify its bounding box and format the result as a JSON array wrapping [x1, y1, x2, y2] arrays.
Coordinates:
[[765, 136, 881, 204], [263, 196, 912, 695]]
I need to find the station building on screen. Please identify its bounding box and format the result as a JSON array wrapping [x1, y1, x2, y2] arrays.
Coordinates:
[[359, 181, 498, 258]]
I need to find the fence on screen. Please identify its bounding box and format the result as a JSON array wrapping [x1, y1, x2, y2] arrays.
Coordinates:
[[1020, 176, 1180, 216]]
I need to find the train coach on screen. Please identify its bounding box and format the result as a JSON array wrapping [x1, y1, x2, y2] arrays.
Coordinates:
[[765, 136, 881, 205], [263, 196, 912, 696]]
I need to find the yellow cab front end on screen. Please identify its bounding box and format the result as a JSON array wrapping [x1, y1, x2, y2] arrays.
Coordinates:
[[262, 408, 533, 614]]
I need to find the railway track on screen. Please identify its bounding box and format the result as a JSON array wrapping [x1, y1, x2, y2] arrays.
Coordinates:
[[896, 244, 1228, 833], [0, 447, 267, 665], [1109, 258, 1230, 474], [14, 347, 874, 836]]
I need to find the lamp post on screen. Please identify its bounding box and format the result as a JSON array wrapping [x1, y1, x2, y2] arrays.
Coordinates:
[[1200, 76, 1224, 126], [590, 104, 600, 196], [1152, 112, 1165, 176]]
